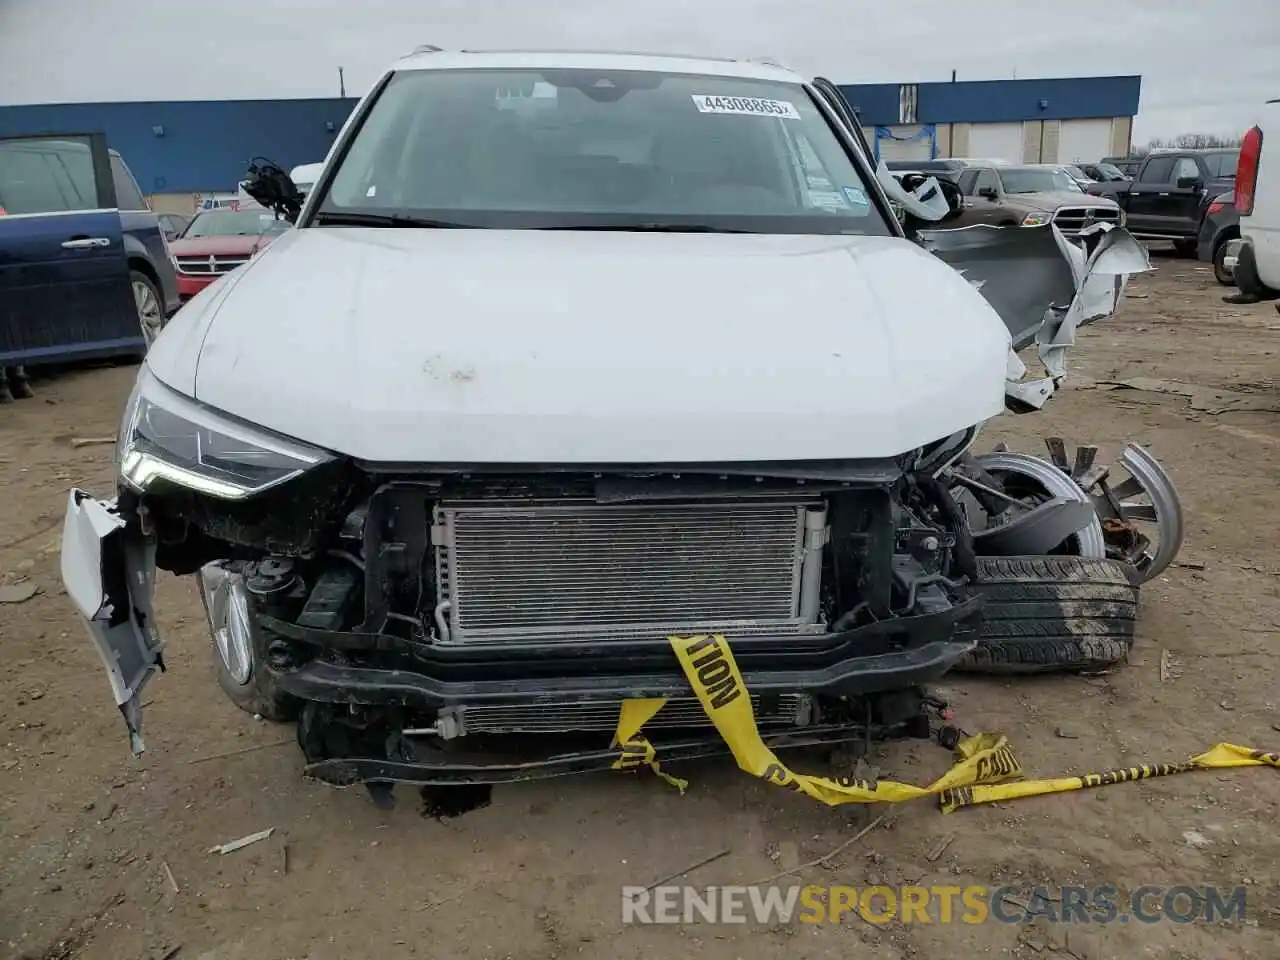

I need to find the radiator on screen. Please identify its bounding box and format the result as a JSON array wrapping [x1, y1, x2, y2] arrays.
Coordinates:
[[433, 499, 826, 644]]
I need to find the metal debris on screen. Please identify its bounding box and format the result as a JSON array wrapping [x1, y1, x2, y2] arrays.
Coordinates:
[[162, 861, 179, 894], [187, 738, 294, 765], [207, 827, 275, 855], [640, 846, 732, 893], [70, 437, 117, 448], [925, 834, 955, 862]]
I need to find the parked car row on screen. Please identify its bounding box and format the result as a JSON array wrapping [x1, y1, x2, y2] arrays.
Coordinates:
[[0, 133, 179, 366], [169, 208, 291, 301], [0, 134, 311, 382], [885, 159, 1122, 235]]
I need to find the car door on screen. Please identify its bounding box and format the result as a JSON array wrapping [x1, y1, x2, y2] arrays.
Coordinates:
[[1122, 155, 1179, 235], [1168, 155, 1210, 234], [958, 168, 1006, 225], [0, 133, 139, 364]]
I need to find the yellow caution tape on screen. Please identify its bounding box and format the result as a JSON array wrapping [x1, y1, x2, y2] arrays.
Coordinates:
[[938, 744, 1280, 813], [611, 633, 1020, 805], [610, 697, 688, 793], [608, 633, 1280, 814]]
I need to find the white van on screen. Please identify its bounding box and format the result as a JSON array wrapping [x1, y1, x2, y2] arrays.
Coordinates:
[[1231, 101, 1280, 301]]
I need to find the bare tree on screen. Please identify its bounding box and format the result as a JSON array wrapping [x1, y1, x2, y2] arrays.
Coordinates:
[[1144, 133, 1242, 151]]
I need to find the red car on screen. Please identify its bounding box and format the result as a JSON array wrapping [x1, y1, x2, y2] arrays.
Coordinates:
[[169, 208, 291, 300]]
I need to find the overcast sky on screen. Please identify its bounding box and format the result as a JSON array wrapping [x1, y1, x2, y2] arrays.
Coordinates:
[[0, 0, 1273, 140]]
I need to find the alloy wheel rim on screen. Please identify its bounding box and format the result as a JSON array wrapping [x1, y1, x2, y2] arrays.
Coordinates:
[[214, 579, 254, 686], [133, 280, 162, 345]]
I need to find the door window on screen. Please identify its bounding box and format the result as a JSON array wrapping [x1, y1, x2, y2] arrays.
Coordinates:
[[957, 170, 979, 194], [1173, 157, 1200, 183], [109, 154, 148, 210], [974, 169, 999, 196], [1138, 156, 1176, 183], [0, 136, 99, 214]]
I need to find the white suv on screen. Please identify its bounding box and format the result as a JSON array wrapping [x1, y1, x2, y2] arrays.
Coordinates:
[[58, 49, 1164, 799]]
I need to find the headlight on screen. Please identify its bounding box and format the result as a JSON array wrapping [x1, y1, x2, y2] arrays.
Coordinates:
[[1021, 212, 1052, 226], [117, 366, 333, 500]]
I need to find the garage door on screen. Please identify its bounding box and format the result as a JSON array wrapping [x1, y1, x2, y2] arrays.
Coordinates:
[[875, 125, 932, 162], [965, 123, 1024, 162], [1057, 119, 1115, 163]]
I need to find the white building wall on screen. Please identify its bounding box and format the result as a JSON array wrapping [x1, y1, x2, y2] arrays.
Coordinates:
[[963, 122, 1025, 162], [1057, 119, 1117, 163], [875, 124, 933, 162]]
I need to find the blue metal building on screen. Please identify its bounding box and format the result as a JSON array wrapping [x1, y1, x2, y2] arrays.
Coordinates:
[[0, 75, 1140, 205]]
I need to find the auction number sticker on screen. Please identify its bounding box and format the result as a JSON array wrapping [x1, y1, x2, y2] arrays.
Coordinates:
[[691, 94, 801, 119]]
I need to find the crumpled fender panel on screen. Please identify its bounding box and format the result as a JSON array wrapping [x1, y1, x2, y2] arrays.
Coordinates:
[[915, 222, 1151, 410]]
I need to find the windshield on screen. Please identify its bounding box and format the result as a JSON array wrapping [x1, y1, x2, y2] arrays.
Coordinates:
[[182, 210, 289, 238], [1063, 165, 1090, 180], [1203, 151, 1240, 178], [316, 67, 891, 234], [998, 168, 1080, 194], [1095, 163, 1126, 180]]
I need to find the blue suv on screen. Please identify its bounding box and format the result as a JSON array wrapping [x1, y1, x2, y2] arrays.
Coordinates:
[[0, 133, 180, 386]]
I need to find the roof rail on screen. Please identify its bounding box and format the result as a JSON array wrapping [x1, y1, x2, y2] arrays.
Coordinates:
[[410, 44, 444, 54]]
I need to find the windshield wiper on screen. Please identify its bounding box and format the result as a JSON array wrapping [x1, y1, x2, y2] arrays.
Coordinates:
[[312, 211, 473, 229], [539, 222, 754, 233]]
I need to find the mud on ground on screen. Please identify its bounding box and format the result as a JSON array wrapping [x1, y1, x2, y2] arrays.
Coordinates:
[[1, 255, 1278, 960]]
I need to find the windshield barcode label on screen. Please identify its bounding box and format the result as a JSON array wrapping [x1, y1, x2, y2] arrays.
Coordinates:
[[691, 95, 800, 120]]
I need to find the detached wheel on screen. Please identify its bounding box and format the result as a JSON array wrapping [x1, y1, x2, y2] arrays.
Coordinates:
[[200, 564, 300, 721], [958, 556, 1139, 674]]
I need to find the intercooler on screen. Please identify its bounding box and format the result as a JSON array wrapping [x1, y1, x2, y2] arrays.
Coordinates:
[[441, 693, 812, 736], [432, 499, 828, 644]]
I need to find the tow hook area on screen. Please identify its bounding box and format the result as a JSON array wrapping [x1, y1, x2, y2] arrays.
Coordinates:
[[59, 490, 162, 756]]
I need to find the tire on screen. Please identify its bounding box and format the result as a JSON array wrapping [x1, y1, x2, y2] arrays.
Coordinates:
[[1232, 242, 1279, 301], [1172, 238, 1198, 257], [1212, 238, 1236, 286], [130, 269, 164, 348], [957, 556, 1139, 675]]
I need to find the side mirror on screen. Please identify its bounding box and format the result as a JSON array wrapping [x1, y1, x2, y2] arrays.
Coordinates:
[[242, 158, 304, 224], [1176, 175, 1202, 190], [978, 187, 999, 201]]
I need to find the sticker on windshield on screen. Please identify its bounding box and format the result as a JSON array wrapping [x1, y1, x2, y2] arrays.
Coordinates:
[[842, 185, 869, 207], [691, 95, 801, 120]]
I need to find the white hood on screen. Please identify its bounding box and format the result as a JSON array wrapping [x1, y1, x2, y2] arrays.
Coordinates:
[[148, 227, 1011, 463]]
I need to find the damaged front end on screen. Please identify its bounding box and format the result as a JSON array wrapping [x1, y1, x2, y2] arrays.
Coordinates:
[[60, 368, 989, 784]]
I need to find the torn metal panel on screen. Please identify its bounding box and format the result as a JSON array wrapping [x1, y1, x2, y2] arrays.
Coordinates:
[[917, 223, 1079, 350], [916, 221, 1151, 407], [60, 491, 162, 756]]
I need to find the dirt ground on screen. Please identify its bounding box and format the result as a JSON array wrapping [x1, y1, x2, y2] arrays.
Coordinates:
[[2, 254, 1279, 960]]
